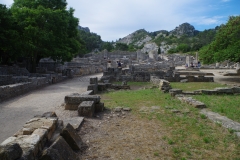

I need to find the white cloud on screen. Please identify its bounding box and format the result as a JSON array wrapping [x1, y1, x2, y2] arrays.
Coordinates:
[[1, 0, 237, 41], [192, 16, 226, 25]]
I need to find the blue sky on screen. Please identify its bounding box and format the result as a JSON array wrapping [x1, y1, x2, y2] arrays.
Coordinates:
[[1, 0, 240, 41]]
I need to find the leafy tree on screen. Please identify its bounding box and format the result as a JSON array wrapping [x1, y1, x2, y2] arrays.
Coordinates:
[[78, 30, 102, 53], [176, 43, 190, 53], [115, 43, 128, 51], [128, 44, 137, 52], [199, 16, 240, 64], [101, 41, 113, 52], [0, 4, 19, 65], [10, 0, 83, 72]]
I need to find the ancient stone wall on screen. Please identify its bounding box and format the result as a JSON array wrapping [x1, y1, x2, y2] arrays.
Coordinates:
[[0, 66, 30, 76]]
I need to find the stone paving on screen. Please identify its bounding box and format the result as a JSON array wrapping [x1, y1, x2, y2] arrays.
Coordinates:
[[0, 73, 102, 143]]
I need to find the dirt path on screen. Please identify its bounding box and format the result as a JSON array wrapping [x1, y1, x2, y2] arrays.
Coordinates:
[[0, 73, 102, 143]]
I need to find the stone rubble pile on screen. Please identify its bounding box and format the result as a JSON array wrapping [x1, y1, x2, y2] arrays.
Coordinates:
[[0, 112, 82, 160], [159, 79, 172, 93]]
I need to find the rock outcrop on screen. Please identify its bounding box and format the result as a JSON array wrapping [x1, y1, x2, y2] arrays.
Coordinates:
[[169, 23, 199, 37]]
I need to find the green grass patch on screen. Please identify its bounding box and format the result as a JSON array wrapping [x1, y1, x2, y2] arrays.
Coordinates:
[[193, 94, 240, 123], [100, 82, 240, 159], [171, 82, 226, 91]]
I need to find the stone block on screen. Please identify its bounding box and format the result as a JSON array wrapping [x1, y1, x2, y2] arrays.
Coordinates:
[[214, 87, 233, 94], [81, 90, 93, 95], [232, 87, 240, 93], [48, 136, 78, 160], [65, 94, 100, 110], [90, 77, 98, 85], [87, 84, 98, 94], [0, 143, 22, 160], [63, 117, 84, 130], [42, 112, 57, 118], [98, 83, 106, 91], [32, 129, 48, 150], [1, 135, 40, 160], [60, 123, 83, 151], [95, 102, 104, 113], [22, 118, 57, 140], [39, 148, 64, 160], [78, 101, 95, 117], [186, 76, 195, 82], [201, 89, 219, 95], [169, 89, 182, 97], [191, 101, 206, 108]]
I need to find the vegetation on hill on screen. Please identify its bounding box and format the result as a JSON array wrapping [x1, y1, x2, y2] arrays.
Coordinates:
[[78, 30, 102, 53], [199, 16, 240, 64]]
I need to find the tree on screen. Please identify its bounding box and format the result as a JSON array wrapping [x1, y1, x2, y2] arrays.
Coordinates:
[[78, 30, 102, 53], [101, 42, 113, 52], [199, 16, 240, 64], [0, 4, 19, 65], [176, 43, 190, 53], [115, 43, 128, 51], [158, 47, 161, 54], [10, 0, 83, 72]]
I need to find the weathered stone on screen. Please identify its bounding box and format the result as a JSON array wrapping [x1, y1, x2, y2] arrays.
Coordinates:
[[123, 107, 131, 111], [95, 102, 104, 113], [180, 79, 188, 83], [80, 90, 93, 95], [49, 136, 78, 160], [63, 117, 84, 130], [191, 101, 206, 108], [65, 94, 100, 110], [169, 89, 182, 97], [98, 83, 106, 91], [90, 77, 98, 85], [32, 128, 48, 150], [1, 135, 39, 160], [214, 87, 233, 94], [78, 101, 95, 117], [201, 109, 240, 132], [39, 148, 64, 160], [87, 84, 98, 94], [42, 112, 57, 118], [171, 109, 181, 113], [114, 107, 122, 112], [22, 128, 34, 135], [177, 96, 206, 108], [200, 89, 219, 95], [60, 123, 83, 150], [232, 87, 240, 93], [0, 143, 22, 160], [22, 118, 57, 140]]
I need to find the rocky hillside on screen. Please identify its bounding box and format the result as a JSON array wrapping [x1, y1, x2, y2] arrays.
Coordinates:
[[169, 23, 199, 37], [115, 23, 217, 54]]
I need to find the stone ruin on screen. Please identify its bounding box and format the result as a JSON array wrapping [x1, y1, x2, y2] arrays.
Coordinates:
[[0, 111, 83, 160]]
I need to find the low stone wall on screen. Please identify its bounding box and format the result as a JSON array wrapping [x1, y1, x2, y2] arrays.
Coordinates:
[[169, 87, 240, 96], [71, 65, 104, 76], [0, 76, 68, 102]]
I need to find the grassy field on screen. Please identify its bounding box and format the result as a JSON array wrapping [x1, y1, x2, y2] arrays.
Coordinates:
[[99, 82, 240, 159]]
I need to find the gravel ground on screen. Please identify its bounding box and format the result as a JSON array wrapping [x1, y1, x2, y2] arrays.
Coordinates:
[[0, 73, 102, 143]]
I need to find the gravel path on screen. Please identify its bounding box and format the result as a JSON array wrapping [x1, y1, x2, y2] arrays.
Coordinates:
[[0, 73, 102, 143]]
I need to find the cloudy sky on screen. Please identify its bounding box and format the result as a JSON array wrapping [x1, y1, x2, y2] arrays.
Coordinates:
[[1, 0, 240, 41]]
